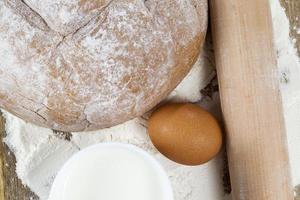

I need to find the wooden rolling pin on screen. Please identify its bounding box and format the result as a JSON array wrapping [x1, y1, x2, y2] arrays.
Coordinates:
[[209, 0, 294, 199]]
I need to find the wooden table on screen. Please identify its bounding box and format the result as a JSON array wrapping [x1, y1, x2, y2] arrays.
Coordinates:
[[281, 0, 300, 54], [0, 1, 299, 199]]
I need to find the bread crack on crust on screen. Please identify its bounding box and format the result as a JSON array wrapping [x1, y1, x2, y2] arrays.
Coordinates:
[[69, 0, 115, 37], [5, 0, 116, 37], [20, 0, 115, 35], [4, 0, 51, 31], [0, 0, 208, 132]]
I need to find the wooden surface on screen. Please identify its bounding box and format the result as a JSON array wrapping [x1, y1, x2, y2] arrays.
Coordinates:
[[0, 113, 38, 200], [0, 115, 4, 200], [0, 0, 299, 199], [210, 0, 294, 199], [280, 0, 300, 54]]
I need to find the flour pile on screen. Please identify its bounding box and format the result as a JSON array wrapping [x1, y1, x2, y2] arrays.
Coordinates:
[[271, 0, 300, 188], [2, 0, 300, 199]]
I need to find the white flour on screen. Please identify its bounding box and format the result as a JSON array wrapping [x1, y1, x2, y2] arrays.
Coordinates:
[[271, 0, 300, 188], [2, 0, 300, 199]]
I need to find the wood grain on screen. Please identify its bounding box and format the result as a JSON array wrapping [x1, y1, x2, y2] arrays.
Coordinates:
[[0, 115, 5, 200], [280, 0, 300, 54], [210, 0, 294, 199], [0, 0, 299, 199], [0, 112, 38, 200]]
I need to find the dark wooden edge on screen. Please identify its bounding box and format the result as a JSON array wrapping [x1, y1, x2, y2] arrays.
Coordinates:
[[0, 112, 38, 200], [0, 112, 5, 200], [280, 0, 300, 55]]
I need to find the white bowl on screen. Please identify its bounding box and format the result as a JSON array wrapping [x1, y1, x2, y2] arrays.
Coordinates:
[[49, 143, 174, 200]]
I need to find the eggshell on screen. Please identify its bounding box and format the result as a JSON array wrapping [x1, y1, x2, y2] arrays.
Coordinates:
[[148, 103, 222, 165]]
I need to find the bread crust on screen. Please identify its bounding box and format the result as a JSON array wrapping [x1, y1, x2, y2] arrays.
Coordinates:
[[0, 0, 207, 131]]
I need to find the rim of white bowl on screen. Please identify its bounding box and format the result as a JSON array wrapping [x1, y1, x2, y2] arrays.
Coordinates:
[[49, 142, 174, 200]]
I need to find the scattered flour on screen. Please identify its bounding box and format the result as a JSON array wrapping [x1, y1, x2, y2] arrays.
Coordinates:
[[3, 113, 79, 200], [2, 0, 300, 199], [270, 0, 300, 187]]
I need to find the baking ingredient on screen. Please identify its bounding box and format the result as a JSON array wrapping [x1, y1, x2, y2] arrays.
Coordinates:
[[271, 0, 300, 188], [49, 144, 173, 200], [3, 112, 79, 199], [148, 103, 222, 165], [2, 0, 300, 199]]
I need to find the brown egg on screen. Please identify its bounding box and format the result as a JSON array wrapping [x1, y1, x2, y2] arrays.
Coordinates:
[[148, 103, 222, 165]]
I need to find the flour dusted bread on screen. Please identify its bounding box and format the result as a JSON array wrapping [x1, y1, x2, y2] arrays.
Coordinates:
[[0, 0, 208, 132]]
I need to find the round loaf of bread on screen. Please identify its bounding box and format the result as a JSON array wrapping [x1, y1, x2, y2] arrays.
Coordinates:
[[0, 0, 208, 132]]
